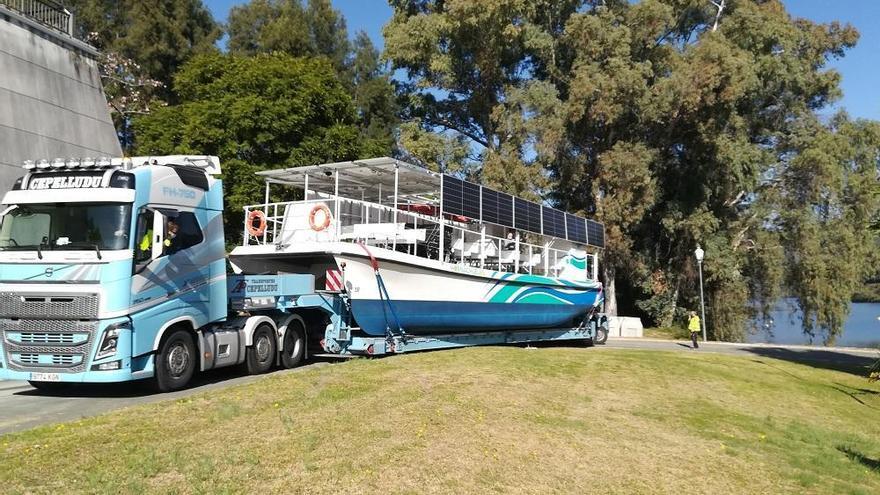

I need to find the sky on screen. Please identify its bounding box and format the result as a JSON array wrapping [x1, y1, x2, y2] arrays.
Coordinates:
[[204, 0, 879, 121]]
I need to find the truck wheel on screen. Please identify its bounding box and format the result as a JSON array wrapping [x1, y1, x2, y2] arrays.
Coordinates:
[[28, 381, 69, 393], [244, 323, 277, 374], [155, 329, 196, 392], [280, 319, 306, 369], [593, 324, 609, 345]]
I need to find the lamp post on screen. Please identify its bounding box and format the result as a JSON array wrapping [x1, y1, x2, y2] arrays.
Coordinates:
[[694, 245, 707, 343]]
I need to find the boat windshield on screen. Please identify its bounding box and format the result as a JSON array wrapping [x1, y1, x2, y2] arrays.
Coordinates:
[[0, 203, 132, 251]]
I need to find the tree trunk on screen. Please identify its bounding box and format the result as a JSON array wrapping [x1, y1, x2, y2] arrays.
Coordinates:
[[603, 264, 617, 316]]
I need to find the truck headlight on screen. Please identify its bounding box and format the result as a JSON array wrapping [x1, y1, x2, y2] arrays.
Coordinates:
[[95, 322, 130, 360]]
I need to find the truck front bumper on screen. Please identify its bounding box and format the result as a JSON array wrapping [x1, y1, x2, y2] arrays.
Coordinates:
[[0, 356, 154, 383], [0, 317, 155, 384]]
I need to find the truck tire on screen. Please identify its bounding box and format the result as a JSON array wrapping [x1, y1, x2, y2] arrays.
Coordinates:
[[155, 329, 196, 392], [593, 324, 609, 345], [244, 323, 277, 374], [280, 318, 306, 369]]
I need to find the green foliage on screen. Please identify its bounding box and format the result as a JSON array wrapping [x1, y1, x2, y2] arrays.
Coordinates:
[[774, 116, 880, 344], [227, 0, 399, 153], [67, 0, 220, 101], [387, 0, 877, 342], [66, 0, 220, 149], [398, 119, 471, 175], [227, 0, 349, 71], [133, 53, 370, 241]]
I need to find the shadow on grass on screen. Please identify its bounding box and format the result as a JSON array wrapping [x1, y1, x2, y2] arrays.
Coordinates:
[[742, 347, 877, 378], [830, 382, 880, 410], [838, 446, 880, 471]]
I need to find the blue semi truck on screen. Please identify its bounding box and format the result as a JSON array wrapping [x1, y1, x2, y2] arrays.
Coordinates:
[[0, 156, 606, 392]]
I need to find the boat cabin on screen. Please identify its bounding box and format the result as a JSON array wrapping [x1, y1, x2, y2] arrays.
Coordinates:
[[243, 157, 605, 281]]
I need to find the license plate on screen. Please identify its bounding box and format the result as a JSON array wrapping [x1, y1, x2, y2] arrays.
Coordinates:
[[30, 372, 61, 382]]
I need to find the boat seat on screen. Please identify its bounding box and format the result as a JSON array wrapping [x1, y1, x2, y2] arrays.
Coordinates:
[[465, 239, 498, 259], [352, 223, 426, 245]]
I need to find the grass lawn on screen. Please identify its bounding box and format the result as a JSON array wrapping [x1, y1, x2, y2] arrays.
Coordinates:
[[2, 346, 879, 494], [643, 326, 691, 340]]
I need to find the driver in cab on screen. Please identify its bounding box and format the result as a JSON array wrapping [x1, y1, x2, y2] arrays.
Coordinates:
[[139, 218, 180, 256]]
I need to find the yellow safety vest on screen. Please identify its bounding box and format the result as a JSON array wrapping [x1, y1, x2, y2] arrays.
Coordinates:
[[139, 230, 170, 252], [688, 315, 701, 332], [139, 230, 152, 252]]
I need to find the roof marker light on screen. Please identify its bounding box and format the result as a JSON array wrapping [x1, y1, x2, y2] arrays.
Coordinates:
[[97, 157, 112, 168], [81, 157, 96, 168], [51, 158, 66, 169], [64, 158, 80, 168], [22, 160, 36, 170], [37, 159, 51, 169]]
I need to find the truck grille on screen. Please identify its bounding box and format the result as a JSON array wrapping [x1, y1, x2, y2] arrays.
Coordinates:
[[20, 332, 77, 344], [2, 319, 96, 373], [0, 293, 99, 319]]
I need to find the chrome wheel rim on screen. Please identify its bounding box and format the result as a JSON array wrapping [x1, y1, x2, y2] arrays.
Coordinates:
[[167, 342, 189, 377], [255, 333, 271, 362]]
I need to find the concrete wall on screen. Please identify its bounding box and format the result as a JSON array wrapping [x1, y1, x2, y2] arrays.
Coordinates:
[[0, 5, 120, 193]]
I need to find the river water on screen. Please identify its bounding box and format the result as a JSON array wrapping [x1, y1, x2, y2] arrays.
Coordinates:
[[747, 300, 880, 348]]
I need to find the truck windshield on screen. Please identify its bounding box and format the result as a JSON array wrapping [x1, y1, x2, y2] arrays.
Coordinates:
[[0, 203, 132, 251]]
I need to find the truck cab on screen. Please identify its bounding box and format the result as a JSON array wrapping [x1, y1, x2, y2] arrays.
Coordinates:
[[0, 156, 227, 390]]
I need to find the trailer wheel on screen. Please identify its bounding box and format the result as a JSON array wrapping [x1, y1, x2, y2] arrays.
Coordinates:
[[593, 324, 609, 345], [244, 323, 277, 374], [155, 329, 196, 392], [280, 319, 306, 369]]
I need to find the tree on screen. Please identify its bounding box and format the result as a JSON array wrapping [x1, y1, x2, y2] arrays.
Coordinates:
[[133, 53, 369, 240], [227, 0, 398, 158], [387, 0, 876, 342], [773, 115, 880, 343], [65, 0, 221, 148], [66, 0, 220, 101], [384, 0, 567, 195], [227, 0, 349, 72]]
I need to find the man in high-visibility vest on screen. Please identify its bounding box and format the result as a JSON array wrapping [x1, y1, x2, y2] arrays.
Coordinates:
[[688, 311, 701, 349], [139, 219, 178, 256]]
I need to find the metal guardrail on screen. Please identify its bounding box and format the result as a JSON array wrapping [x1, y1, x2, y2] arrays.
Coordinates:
[[0, 0, 72, 36]]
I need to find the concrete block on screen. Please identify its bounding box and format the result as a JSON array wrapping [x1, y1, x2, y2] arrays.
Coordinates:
[[608, 316, 644, 338]]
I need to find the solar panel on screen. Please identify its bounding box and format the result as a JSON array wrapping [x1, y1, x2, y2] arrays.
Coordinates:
[[514, 198, 541, 233], [496, 192, 513, 227], [481, 188, 499, 224], [542, 206, 566, 238], [462, 180, 481, 219], [444, 174, 601, 245], [441, 175, 464, 216], [565, 213, 587, 244], [587, 220, 605, 248]]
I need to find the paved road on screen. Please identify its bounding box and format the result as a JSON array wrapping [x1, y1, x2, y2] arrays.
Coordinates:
[[0, 338, 876, 435], [0, 361, 330, 435]]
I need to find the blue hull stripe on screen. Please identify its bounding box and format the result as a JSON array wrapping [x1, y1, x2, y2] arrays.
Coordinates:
[[351, 300, 593, 336]]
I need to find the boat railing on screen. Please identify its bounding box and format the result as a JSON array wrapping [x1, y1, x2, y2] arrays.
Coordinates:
[[243, 197, 596, 279]]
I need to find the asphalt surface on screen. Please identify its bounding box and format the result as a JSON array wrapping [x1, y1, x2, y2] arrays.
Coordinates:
[[0, 361, 331, 435], [0, 338, 876, 435]]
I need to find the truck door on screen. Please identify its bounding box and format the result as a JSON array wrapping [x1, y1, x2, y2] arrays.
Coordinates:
[[164, 210, 211, 311]]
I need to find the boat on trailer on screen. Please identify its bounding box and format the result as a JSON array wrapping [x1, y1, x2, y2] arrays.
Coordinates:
[[229, 157, 606, 337]]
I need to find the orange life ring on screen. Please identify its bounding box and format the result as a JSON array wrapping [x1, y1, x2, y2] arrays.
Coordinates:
[[247, 210, 267, 237], [309, 204, 332, 231]]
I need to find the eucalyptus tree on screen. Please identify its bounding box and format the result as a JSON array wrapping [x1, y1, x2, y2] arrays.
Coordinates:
[[386, 0, 874, 342]]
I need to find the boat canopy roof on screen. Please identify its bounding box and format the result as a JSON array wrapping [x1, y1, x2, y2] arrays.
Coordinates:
[[258, 157, 440, 201], [258, 157, 605, 249]]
